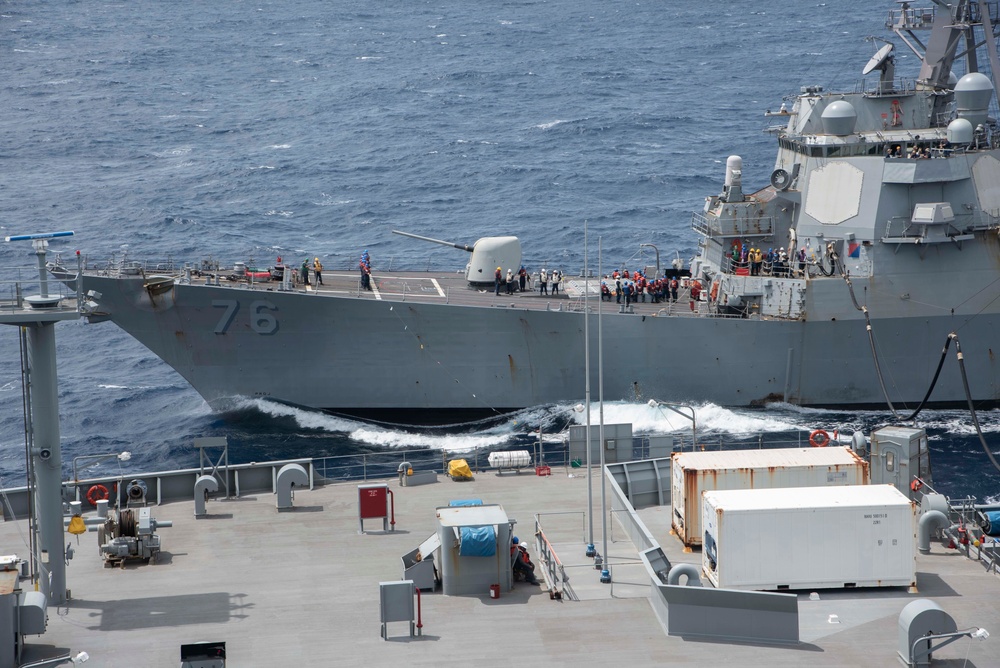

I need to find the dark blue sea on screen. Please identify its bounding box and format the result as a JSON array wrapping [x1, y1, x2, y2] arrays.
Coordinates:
[[0, 0, 997, 502]]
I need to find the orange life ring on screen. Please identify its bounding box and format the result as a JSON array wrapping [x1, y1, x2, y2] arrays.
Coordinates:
[[86, 484, 109, 506], [910, 478, 923, 492], [809, 429, 830, 448]]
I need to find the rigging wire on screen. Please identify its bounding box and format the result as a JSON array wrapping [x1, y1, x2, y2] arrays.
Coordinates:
[[950, 274, 1000, 331], [954, 335, 1000, 473], [18, 326, 38, 583], [859, 271, 1000, 321], [835, 253, 897, 415], [834, 252, 1000, 474]]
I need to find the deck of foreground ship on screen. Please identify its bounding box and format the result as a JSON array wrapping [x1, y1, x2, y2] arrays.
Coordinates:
[[6, 468, 998, 667], [163, 266, 704, 316]]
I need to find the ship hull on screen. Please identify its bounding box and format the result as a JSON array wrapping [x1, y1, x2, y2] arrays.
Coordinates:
[[79, 273, 1000, 424]]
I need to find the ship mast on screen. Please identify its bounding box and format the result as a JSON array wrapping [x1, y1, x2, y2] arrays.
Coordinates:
[[890, 1, 1000, 120]]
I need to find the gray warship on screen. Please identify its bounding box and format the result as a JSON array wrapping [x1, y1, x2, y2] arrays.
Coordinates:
[[53, 1, 1000, 424]]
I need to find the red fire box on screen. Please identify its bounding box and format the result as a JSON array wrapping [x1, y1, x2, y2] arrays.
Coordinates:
[[358, 483, 394, 533]]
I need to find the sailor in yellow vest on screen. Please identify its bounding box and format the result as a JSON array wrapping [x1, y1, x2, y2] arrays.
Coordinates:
[[313, 257, 323, 285]]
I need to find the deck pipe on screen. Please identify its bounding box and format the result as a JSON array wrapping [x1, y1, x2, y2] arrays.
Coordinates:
[[667, 563, 704, 587], [918, 510, 951, 554]]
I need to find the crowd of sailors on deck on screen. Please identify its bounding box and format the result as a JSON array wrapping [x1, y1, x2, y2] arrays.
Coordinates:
[[492, 264, 710, 310], [728, 242, 806, 278], [495, 266, 560, 295], [599, 269, 680, 306]]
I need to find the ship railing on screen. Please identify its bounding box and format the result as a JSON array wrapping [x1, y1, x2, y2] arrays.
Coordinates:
[[969, 1, 1000, 27], [533, 512, 581, 600], [312, 433, 870, 485], [79, 254, 183, 278], [857, 77, 917, 98], [721, 256, 753, 275], [0, 257, 82, 314], [310, 443, 574, 484], [969, 209, 1000, 230], [886, 6, 936, 31], [308, 434, 734, 485], [691, 212, 773, 238], [988, 127, 1000, 150], [938, 494, 1000, 576], [882, 210, 1000, 241]]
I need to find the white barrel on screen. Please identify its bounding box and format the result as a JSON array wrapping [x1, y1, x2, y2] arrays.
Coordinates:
[[488, 450, 531, 468]]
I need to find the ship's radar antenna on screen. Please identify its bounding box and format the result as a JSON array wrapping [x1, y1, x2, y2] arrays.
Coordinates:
[[862, 40, 895, 94], [5, 230, 75, 307]]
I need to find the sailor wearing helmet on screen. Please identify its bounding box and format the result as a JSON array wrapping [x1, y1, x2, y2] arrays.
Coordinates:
[[313, 257, 323, 285]]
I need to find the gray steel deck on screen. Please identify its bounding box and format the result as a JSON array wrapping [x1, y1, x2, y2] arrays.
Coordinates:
[[176, 267, 704, 317], [5, 468, 998, 667]]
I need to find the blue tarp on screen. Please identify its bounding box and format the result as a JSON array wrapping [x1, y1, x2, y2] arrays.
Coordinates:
[[449, 499, 483, 507], [459, 526, 496, 557]]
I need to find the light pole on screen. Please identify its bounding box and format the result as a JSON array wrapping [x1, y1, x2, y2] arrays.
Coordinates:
[[582, 221, 596, 557], [574, 403, 595, 557], [598, 237, 610, 584], [647, 399, 697, 450]]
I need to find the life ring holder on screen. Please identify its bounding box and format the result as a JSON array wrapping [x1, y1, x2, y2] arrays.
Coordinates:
[[809, 429, 830, 448], [86, 484, 109, 506]]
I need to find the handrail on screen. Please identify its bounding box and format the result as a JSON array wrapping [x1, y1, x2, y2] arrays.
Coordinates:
[[534, 513, 578, 600]]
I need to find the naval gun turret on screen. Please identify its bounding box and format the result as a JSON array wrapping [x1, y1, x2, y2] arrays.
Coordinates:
[[392, 230, 522, 286]]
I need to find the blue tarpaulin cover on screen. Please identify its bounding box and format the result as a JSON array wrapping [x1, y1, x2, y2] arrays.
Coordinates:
[[983, 510, 1000, 536], [449, 499, 483, 507], [459, 526, 496, 557]]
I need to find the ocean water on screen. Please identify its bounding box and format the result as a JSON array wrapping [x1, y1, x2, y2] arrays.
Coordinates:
[[0, 0, 997, 502]]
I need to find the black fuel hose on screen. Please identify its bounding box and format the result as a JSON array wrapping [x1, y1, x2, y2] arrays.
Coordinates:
[[835, 256, 999, 473], [899, 334, 954, 422], [954, 335, 1000, 474], [838, 256, 896, 415]]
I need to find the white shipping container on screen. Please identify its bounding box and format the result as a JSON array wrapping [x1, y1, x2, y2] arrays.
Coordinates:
[[671, 447, 869, 547], [702, 484, 916, 591]]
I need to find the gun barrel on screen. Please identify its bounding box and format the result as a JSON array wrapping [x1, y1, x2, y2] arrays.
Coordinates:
[[392, 230, 473, 253]]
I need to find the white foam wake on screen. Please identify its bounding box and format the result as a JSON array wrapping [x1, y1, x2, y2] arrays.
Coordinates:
[[238, 398, 516, 452], [566, 401, 809, 436]]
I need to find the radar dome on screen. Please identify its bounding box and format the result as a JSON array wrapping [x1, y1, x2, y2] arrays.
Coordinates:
[[955, 72, 993, 129], [821, 100, 857, 136], [947, 118, 974, 144], [724, 155, 742, 187]]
